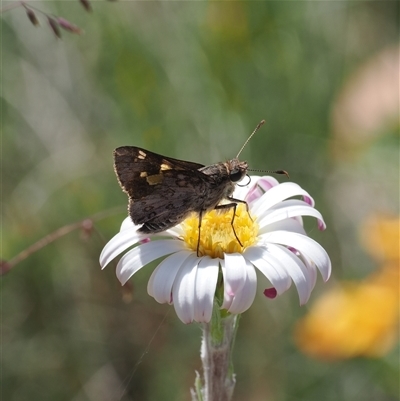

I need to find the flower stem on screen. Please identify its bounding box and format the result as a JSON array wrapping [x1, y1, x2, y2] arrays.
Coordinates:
[[194, 311, 239, 401]]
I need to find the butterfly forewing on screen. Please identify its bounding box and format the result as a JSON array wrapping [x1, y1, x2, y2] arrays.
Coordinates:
[[114, 146, 205, 199]]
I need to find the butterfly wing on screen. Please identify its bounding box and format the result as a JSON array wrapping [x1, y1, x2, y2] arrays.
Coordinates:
[[114, 146, 205, 199], [114, 146, 210, 232]]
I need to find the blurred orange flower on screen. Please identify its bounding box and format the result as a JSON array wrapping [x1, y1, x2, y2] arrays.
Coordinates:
[[294, 214, 399, 360]]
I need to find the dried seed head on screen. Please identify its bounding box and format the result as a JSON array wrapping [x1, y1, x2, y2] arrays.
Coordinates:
[[48, 17, 62, 38], [79, 0, 92, 12], [26, 8, 40, 26]]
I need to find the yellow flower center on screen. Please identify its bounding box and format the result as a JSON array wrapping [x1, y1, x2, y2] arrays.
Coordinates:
[[182, 203, 258, 258]]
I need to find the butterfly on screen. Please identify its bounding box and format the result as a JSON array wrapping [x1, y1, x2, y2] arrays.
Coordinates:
[[113, 121, 287, 254]]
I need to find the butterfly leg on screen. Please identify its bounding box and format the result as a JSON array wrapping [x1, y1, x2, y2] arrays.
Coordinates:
[[226, 197, 253, 221], [214, 202, 244, 247], [197, 210, 204, 257]]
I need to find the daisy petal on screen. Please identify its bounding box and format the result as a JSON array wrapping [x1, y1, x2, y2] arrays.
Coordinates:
[[258, 218, 307, 235], [253, 176, 280, 192], [220, 260, 233, 310], [147, 251, 192, 303], [120, 217, 135, 231], [172, 254, 200, 324], [260, 231, 331, 282], [243, 246, 291, 294], [222, 253, 247, 296], [257, 200, 326, 230], [193, 257, 220, 322], [100, 227, 147, 269], [165, 224, 185, 237], [303, 256, 318, 290], [251, 182, 315, 215], [116, 240, 187, 285], [227, 260, 257, 314], [221, 254, 247, 310], [266, 243, 312, 304]]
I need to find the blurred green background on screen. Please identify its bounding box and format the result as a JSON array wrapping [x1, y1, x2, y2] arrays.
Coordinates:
[[2, 1, 399, 400]]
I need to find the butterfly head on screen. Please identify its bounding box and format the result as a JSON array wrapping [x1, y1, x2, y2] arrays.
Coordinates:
[[227, 159, 248, 183]]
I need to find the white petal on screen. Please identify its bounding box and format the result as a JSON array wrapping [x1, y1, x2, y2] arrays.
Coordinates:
[[257, 200, 326, 230], [255, 176, 280, 192], [165, 224, 185, 238], [120, 217, 135, 231], [147, 251, 192, 303], [116, 240, 187, 285], [227, 260, 257, 314], [266, 244, 312, 304], [251, 182, 315, 215], [260, 231, 331, 282], [172, 254, 200, 324], [220, 260, 233, 310], [100, 227, 147, 269], [303, 256, 318, 290], [193, 257, 220, 323], [222, 253, 247, 297], [258, 218, 307, 235], [243, 246, 291, 294]]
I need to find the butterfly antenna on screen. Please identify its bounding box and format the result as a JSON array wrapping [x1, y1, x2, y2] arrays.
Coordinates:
[[248, 168, 290, 178], [236, 120, 266, 158]]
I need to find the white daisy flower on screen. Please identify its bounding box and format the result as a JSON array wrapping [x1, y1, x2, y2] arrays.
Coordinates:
[[100, 176, 331, 324]]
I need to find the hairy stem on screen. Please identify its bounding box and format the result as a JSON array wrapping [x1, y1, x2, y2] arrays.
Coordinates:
[[193, 312, 239, 401]]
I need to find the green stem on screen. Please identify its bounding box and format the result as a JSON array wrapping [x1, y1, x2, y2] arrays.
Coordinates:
[[193, 309, 239, 401]]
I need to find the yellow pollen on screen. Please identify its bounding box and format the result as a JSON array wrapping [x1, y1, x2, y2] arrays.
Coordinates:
[[181, 204, 258, 259]]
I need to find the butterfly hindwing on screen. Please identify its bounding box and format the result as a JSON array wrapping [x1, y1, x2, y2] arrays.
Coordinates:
[[129, 169, 210, 229]]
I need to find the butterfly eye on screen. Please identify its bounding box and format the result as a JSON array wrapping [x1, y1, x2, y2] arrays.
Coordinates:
[[230, 169, 244, 182]]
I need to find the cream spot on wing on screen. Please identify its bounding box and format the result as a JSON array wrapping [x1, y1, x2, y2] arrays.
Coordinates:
[[138, 150, 147, 159], [146, 174, 163, 185], [160, 163, 172, 171], [140, 172, 148, 178]]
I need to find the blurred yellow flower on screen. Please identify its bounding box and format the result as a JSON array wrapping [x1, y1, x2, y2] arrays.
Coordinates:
[[360, 214, 400, 263], [294, 214, 399, 360]]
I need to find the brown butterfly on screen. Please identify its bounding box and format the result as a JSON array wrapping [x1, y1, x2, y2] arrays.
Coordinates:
[[113, 121, 287, 254]]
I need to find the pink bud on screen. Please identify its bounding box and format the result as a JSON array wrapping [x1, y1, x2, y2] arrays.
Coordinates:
[[263, 287, 277, 299]]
